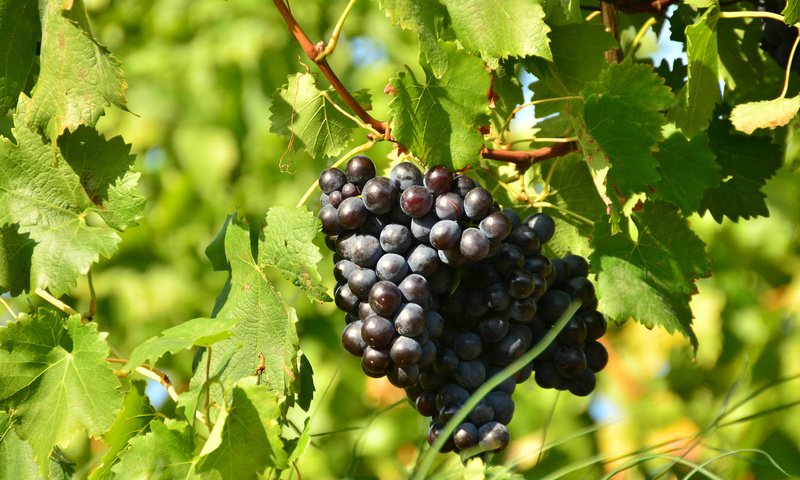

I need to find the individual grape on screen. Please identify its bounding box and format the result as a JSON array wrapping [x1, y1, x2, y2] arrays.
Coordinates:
[[362, 176, 399, 214], [361, 314, 395, 347], [550, 258, 571, 287], [425, 310, 445, 338], [348, 267, 378, 299], [418, 340, 437, 366], [428, 267, 452, 296], [563, 277, 596, 307], [558, 317, 588, 346], [515, 362, 534, 384], [455, 359, 486, 389], [429, 220, 461, 250], [508, 297, 537, 323], [524, 254, 555, 286], [463, 187, 493, 220], [393, 302, 426, 336], [438, 247, 467, 267], [460, 228, 491, 261], [504, 269, 536, 299], [345, 155, 376, 186], [400, 185, 434, 218], [337, 197, 368, 230], [534, 362, 563, 389], [478, 315, 509, 343], [479, 212, 513, 242], [390, 336, 423, 367], [336, 233, 382, 268], [438, 403, 460, 424], [387, 364, 420, 388], [341, 182, 360, 199], [567, 369, 596, 397], [318, 167, 347, 194], [462, 262, 500, 290], [486, 391, 515, 424], [435, 384, 470, 410], [389, 203, 412, 226], [506, 225, 541, 255], [584, 340, 608, 372], [379, 224, 412, 254], [427, 422, 456, 452], [368, 281, 402, 316], [563, 254, 590, 278], [320, 192, 330, 208], [501, 208, 522, 229], [318, 204, 344, 235], [538, 290, 572, 324], [477, 422, 510, 452], [433, 347, 460, 375], [328, 190, 343, 208], [487, 283, 511, 311], [435, 192, 465, 220], [419, 369, 448, 391], [358, 302, 377, 320], [490, 244, 525, 276], [454, 332, 482, 360], [324, 234, 337, 252], [362, 363, 386, 378], [525, 212, 555, 243], [415, 391, 438, 416], [468, 398, 495, 426], [398, 274, 432, 309], [407, 244, 440, 277], [376, 253, 409, 284], [554, 345, 587, 378], [490, 325, 531, 365], [452, 174, 476, 197], [334, 284, 360, 314], [453, 423, 479, 450], [581, 310, 607, 340], [333, 259, 357, 283], [362, 346, 391, 374], [411, 213, 438, 243], [341, 321, 367, 356], [391, 161, 423, 190], [424, 165, 453, 196]]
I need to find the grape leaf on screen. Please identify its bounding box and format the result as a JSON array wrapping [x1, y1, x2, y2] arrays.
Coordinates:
[[380, 0, 449, 77], [389, 41, 490, 170], [270, 73, 357, 159], [0, 312, 121, 476], [670, 7, 720, 137], [441, 0, 551, 63], [192, 216, 300, 402], [88, 381, 155, 480], [0, 111, 143, 296], [0, 0, 39, 116], [700, 114, 782, 221], [20, 0, 126, 142], [0, 411, 40, 480], [489, 62, 524, 132], [654, 132, 720, 214], [111, 420, 194, 480], [196, 378, 289, 477], [582, 62, 673, 196], [730, 96, 800, 134], [590, 202, 710, 351], [260, 207, 331, 302], [0, 224, 34, 295], [783, 0, 799, 25], [540, 0, 582, 25], [124, 317, 240, 372], [526, 23, 617, 95]]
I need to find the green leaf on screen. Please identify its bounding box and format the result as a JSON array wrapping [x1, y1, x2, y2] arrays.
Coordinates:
[[441, 0, 551, 62], [700, 114, 782, 222], [0, 312, 121, 476], [540, 0, 582, 25], [582, 62, 673, 196], [730, 96, 800, 134], [124, 317, 240, 371], [296, 352, 315, 412], [88, 381, 155, 480], [0, 112, 143, 295], [196, 379, 289, 476], [260, 207, 331, 303], [192, 216, 300, 401], [0, 411, 40, 480], [380, 0, 449, 77], [489, 62, 524, 133], [654, 132, 720, 214], [111, 419, 194, 480], [0, 224, 34, 295], [590, 202, 710, 351], [783, 0, 800, 25], [20, 0, 126, 142], [670, 7, 720, 137], [269, 73, 356, 159], [525, 23, 616, 95], [0, 0, 39, 116], [389, 41, 490, 170]]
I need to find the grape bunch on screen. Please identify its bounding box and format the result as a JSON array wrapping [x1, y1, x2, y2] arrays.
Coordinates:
[[318, 156, 608, 457], [758, 0, 800, 73]]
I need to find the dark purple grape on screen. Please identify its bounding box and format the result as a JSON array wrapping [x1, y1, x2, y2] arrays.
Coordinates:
[[328, 190, 343, 208], [563, 254, 590, 278], [568, 369, 596, 396], [463, 188, 492, 220], [390, 336, 422, 367], [585, 340, 608, 372], [398, 274, 431, 308], [418, 340, 437, 366], [337, 197, 368, 230], [415, 392, 438, 416], [424, 165, 453, 196], [362, 346, 391, 374], [361, 314, 395, 347], [407, 244, 439, 277], [453, 423, 479, 450], [368, 281, 402, 316], [563, 277, 596, 307], [387, 364, 420, 388], [400, 185, 434, 218], [345, 155, 376, 186], [341, 321, 366, 356], [479, 212, 512, 242], [460, 228, 491, 261], [525, 212, 555, 243], [336, 233, 382, 268], [427, 422, 456, 452], [524, 254, 555, 285], [452, 174, 476, 197], [376, 253, 409, 284], [581, 310, 607, 340], [429, 220, 461, 250], [436, 384, 470, 410], [425, 310, 444, 338], [410, 213, 438, 243], [391, 161, 423, 190], [515, 362, 534, 384], [508, 297, 537, 323], [318, 205, 344, 235], [438, 403, 460, 424], [435, 192, 464, 220], [318, 168, 347, 194], [434, 347, 460, 375], [419, 369, 447, 390], [454, 332, 482, 360], [501, 208, 522, 228], [506, 225, 541, 255], [333, 259, 357, 283], [438, 247, 467, 267], [478, 422, 510, 452], [341, 182, 359, 199], [324, 234, 337, 252], [348, 267, 378, 299], [554, 346, 587, 378], [334, 284, 360, 313], [358, 301, 376, 320], [486, 391, 514, 424], [393, 303, 426, 336], [379, 224, 412, 254], [490, 325, 531, 365], [504, 269, 536, 299], [389, 203, 412, 226], [558, 317, 588, 346], [362, 176, 398, 214], [478, 315, 509, 343], [455, 359, 486, 389], [538, 290, 572, 324], [490, 244, 525, 276], [550, 258, 571, 287], [487, 283, 511, 311], [534, 362, 563, 389], [468, 398, 494, 426]]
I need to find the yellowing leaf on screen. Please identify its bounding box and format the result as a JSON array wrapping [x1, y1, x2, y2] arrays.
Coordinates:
[[730, 96, 800, 135]]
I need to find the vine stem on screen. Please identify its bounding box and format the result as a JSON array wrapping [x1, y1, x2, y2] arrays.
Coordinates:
[[0, 296, 17, 318], [87, 269, 96, 320], [480, 142, 577, 171], [106, 358, 180, 403], [411, 299, 583, 479], [629, 17, 658, 57], [34, 288, 80, 316], [718, 10, 785, 23], [315, 0, 358, 61], [204, 346, 213, 429], [600, 0, 623, 63], [780, 26, 800, 98]]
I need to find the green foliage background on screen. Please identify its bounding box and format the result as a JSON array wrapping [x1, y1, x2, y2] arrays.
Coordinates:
[[1, 0, 799, 478]]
